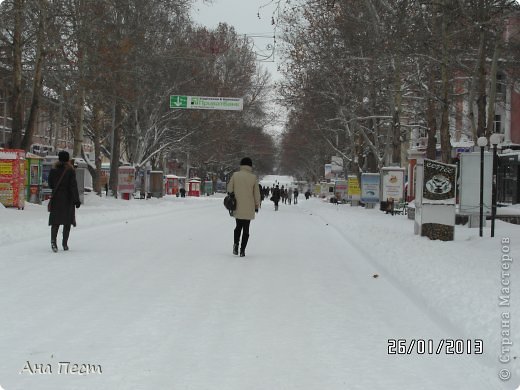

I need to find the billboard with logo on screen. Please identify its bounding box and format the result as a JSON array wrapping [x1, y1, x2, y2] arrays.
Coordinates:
[[381, 167, 405, 202], [422, 159, 457, 205]]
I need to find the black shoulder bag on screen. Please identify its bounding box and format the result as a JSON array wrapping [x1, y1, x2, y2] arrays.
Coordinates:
[[223, 192, 236, 216], [47, 168, 68, 212]]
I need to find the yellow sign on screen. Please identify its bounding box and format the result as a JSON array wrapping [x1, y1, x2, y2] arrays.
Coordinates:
[[347, 175, 361, 196], [0, 162, 13, 176]]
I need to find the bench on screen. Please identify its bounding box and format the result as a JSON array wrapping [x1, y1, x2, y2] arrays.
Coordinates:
[[382, 199, 408, 215], [392, 201, 408, 215]]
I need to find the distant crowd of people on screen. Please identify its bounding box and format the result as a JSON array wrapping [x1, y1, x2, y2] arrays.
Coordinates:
[[258, 184, 312, 211]]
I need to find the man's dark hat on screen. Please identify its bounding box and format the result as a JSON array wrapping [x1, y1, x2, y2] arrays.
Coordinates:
[[58, 151, 70, 162], [240, 157, 252, 167]]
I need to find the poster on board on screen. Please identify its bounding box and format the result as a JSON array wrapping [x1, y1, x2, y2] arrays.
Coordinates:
[[324, 164, 332, 180], [347, 175, 361, 200], [118, 166, 136, 193], [422, 159, 457, 205], [381, 167, 405, 202], [361, 173, 380, 203]]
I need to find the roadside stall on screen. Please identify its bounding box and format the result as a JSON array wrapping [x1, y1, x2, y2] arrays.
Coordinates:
[[188, 178, 201, 197], [150, 171, 164, 198], [334, 180, 348, 202], [165, 174, 179, 195], [203, 180, 213, 196], [118, 166, 135, 200], [0, 149, 26, 209]]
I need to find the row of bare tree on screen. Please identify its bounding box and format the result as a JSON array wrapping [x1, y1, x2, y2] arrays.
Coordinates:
[[0, 0, 276, 194], [275, 0, 520, 182]]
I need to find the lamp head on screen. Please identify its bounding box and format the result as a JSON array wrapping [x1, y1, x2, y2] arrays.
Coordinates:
[[489, 133, 502, 146], [477, 137, 488, 147]]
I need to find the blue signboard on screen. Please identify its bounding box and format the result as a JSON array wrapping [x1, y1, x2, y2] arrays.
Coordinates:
[[361, 173, 380, 203]]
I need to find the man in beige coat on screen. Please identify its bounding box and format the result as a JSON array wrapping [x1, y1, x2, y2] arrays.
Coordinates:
[[227, 157, 261, 257]]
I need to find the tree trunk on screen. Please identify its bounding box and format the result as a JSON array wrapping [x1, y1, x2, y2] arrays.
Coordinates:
[[476, 32, 487, 138], [426, 67, 437, 161], [21, 5, 46, 152], [109, 102, 122, 198], [391, 63, 402, 165], [485, 36, 500, 138], [468, 29, 485, 140], [439, 2, 451, 164], [426, 98, 437, 161], [10, 0, 25, 148], [93, 104, 104, 195], [73, 50, 86, 157]]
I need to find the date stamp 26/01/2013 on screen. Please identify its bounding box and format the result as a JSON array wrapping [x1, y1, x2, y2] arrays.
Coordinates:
[[387, 339, 483, 355]]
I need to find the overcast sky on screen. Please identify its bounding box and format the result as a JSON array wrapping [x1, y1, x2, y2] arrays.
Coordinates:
[[191, 0, 282, 81]]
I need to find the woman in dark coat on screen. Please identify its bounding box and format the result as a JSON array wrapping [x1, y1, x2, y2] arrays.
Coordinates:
[[271, 185, 281, 211], [48, 151, 81, 252]]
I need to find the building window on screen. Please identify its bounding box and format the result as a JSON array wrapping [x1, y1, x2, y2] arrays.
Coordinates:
[[494, 114, 502, 133], [496, 73, 505, 94]]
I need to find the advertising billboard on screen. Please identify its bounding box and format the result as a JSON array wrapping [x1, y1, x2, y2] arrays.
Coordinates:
[[347, 175, 361, 200], [361, 173, 380, 203], [422, 159, 457, 205], [381, 167, 405, 202], [459, 152, 492, 216]]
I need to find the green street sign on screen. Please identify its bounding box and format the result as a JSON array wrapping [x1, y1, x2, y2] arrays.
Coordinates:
[[170, 95, 243, 111], [170, 95, 188, 109]]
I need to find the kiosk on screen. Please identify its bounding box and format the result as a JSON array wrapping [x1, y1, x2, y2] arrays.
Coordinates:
[[25, 152, 43, 204], [165, 175, 179, 195], [118, 166, 135, 200], [0, 149, 26, 209], [188, 178, 201, 197]]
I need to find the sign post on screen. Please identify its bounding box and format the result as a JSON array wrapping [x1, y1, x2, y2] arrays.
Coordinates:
[[170, 95, 243, 111]]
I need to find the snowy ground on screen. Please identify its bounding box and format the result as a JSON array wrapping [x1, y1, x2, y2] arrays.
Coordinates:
[[0, 188, 518, 390]]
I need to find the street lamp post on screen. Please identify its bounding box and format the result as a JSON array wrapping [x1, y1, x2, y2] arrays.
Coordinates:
[[477, 137, 488, 237], [490, 133, 501, 238]]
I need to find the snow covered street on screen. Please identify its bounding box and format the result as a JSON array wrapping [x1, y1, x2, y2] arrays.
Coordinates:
[[0, 194, 518, 389]]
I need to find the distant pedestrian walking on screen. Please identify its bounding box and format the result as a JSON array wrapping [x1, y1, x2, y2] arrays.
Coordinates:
[[48, 151, 80, 252], [271, 185, 281, 211], [227, 157, 261, 257], [293, 189, 299, 204]]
